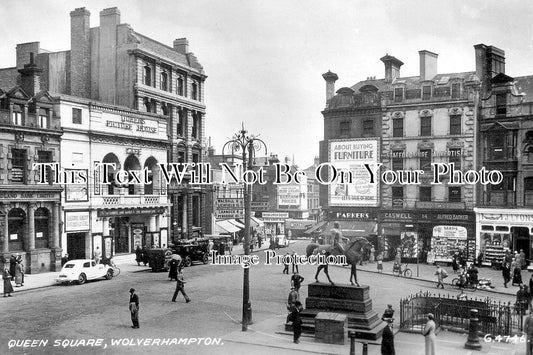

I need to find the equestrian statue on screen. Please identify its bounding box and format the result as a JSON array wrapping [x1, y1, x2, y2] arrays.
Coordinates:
[[306, 222, 371, 286]]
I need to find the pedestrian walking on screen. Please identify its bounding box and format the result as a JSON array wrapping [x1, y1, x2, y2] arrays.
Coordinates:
[[521, 249, 527, 270], [128, 288, 139, 328], [369, 245, 375, 263], [94, 246, 102, 264], [513, 260, 523, 286], [14, 258, 24, 287], [135, 246, 142, 266], [9, 254, 16, 281], [377, 253, 383, 273], [172, 267, 191, 303], [168, 256, 179, 281], [381, 317, 395, 355], [3, 267, 13, 297], [422, 313, 436, 355], [434, 265, 448, 289], [382, 304, 395, 323], [502, 262, 511, 288], [287, 287, 299, 313], [288, 301, 303, 344], [291, 251, 299, 273], [525, 309, 533, 355], [283, 252, 290, 274], [291, 272, 304, 292], [141, 246, 149, 266], [452, 253, 459, 273]]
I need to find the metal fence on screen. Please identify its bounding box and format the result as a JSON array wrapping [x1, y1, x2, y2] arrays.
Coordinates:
[[399, 291, 525, 336]]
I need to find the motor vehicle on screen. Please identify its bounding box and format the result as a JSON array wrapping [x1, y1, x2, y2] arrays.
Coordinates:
[[276, 234, 290, 248], [55, 259, 114, 285], [172, 238, 210, 267]]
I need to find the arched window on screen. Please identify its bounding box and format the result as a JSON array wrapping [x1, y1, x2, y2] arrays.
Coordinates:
[[144, 157, 159, 195], [161, 103, 169, 116], [102, 153, 121, 195], [160, 72, 168, 91], [8, 208, 25, 251], [124, 155, 141, 195], [143, 65, 152, 86], [35, 208, 50, 249], [144, 98, 152, 113], [192, 113, 199, 139]]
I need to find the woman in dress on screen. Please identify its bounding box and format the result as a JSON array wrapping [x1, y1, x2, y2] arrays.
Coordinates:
[[423, 313, 436, 355], [15, 259, 24, 287], [513, 259, 523, 286], [3, 267, 13, 297]]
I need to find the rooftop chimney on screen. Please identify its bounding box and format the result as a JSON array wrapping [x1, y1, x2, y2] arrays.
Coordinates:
[[322, 70, 338, 106], [474, 44, 505, 95], [18, 52, 43, 97], [380, 54, 404, 83], [173, 38, 189, 54], [70, 7, 91, 97], [419, 50, 438, 81]]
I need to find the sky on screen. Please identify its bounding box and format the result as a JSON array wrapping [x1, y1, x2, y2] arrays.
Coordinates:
[[1, 0, 532, 168]]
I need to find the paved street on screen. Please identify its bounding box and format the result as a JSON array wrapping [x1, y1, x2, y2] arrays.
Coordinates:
[[0, 240, 522, 355]]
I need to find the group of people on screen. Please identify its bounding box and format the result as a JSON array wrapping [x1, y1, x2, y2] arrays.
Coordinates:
[[135, 245, 150, 266], [502, 249, 527, 288], [283, 250, 305, 344], [2, 253, 25, 297]]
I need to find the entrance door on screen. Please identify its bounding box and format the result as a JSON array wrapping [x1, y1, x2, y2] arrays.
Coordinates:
[[67, 233, 86, 259], [512, 227, 531, 261], [115, 217, 130, 254]]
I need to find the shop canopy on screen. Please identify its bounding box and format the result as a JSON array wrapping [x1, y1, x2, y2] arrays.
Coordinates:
[[250, 217, 264, 227], [227, 219, 245, 229], [215, 220, 241, 234], [304, 220, 328, 234]]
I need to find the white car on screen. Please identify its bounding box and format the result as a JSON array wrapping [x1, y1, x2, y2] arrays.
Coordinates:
[[55, 259, 114, 285], [276, 235, 290, 248]]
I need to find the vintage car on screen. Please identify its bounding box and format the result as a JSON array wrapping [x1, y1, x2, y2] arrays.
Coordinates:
[[172, 238, 210, 267], [55, 259, 114, 285]]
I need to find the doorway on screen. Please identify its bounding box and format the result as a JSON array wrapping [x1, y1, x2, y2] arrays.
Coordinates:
[[67, 233, 86, 259], [512, 227, 531, 260]]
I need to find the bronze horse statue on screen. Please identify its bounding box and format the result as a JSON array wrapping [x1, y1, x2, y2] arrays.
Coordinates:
[[306, 237, 371, 286]]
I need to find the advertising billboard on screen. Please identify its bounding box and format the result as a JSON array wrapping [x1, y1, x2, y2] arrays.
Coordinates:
[[328, 138, 380, 207]]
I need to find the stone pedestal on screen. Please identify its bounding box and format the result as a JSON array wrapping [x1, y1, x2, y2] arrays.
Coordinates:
[[315, 312, 347, 344], [286, 282, 386, 341]]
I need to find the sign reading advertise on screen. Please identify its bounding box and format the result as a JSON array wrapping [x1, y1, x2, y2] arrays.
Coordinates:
[[328, 138, 379, 207], [65, 211, 90, 232]]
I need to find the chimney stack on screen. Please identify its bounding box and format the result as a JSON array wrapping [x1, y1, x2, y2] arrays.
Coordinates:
[[70, 7, 91, 97], [173, 38, 189, 54], [474, 44, 505, 94], [18, 52, 43, 97], [322, 70, 338, 105], [419, 50, 438, 81], [380, 54, 403, 83]]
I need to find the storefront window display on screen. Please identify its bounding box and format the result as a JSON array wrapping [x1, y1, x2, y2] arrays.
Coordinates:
[[428, 225, 467, 263], [480, 232, 510, 266]]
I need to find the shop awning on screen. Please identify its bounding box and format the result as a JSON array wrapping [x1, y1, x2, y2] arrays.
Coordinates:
[[251, 217, 264, 227], [322, 221, 377, 238], [215, 220, 241, 234], [227, 219, 245, 229], [304, 220, 328, 234]]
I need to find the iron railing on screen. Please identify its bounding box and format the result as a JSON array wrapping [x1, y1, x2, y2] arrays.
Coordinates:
[[400, 291, 525, 336]]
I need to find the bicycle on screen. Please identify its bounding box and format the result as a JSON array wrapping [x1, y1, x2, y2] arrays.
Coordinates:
[[392, 263, 412, 278], [451, 276, 477, 292]]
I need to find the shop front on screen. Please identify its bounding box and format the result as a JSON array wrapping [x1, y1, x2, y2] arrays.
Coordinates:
[[379, 210, 417, 261], [327, 210, 378, 248], [475, 208, 533, 267]]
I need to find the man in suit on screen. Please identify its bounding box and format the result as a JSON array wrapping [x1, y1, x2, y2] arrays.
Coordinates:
[[172, 267, 191, 303], [381, 317, 395, 355], [129, 288, 139, 328], [289, 301, 303, 344]]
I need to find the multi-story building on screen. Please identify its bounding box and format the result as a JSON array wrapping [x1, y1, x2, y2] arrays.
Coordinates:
[[0, 55, 63, 272], [0, 7, 207, 263], [474, 44, 533, 264], [321, 49, 480, 262], [304, 157, 322, 222]]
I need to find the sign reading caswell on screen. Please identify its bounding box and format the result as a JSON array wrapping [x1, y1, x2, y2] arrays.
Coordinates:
[[65, 211, 90, 232], [328, 138, 380, 207]]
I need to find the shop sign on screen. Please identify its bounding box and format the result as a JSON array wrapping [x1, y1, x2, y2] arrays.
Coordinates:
[[251, 201, 269, 211], [0, 191, 59, 200], [382, 211, 414, 221], [215, 210, 244, 219], [479, 212, 533, 224], [132, 223, 144, 248], [328, 138, 380, 207], [330, 211, 375, 220], [431, 225, 468, 263], [278, 185, 301, 206], [215, 198, 244, 208], [97, 207, 164, 217], [103, 114, 158, 134], [382, 149, 470, 159], [262, 212, 289, 219], [65, 211, 90, 232]]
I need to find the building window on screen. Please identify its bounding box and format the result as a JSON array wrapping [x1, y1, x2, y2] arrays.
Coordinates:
[[11, 148, 26, 183], [8, 209, 25, 243], [487, 131, 515, 160], [192, 114, 199, 139], [496, 93, 507, 115], [525, 177, 533, 206], [144, 98, 152, 113], [38, 109, 48, 129], [451, 83, 461, 99], [422, 86, 431, 100], [177, 78, 184, 96], [393, 117, 403, 137], [161, 103, 169, 116], [488, 173, 516, 206], [419, 186, 432, 202], [419, 149, 432, 171], [192, 195, 200, 227], [449, 115, 461, 135], [339, 120, 350, 137], [143, 65, 152, 86], [420, 116, 431, 136], [448, 148, 461, 170], [363, 119, 374, 136], [392, 151, 403, 170], [394, 88, 403, 102], [37, 150, 53, 184], [34, 208, 50, 248], [448, 186, 461, 202], [12, 107, 23, 125], [177, 110, 184, 137], [72, 108, 82, 124], [191, 82, 198, 100], [392, 186, 404, 207], [177, 151, 186, 163], [160, 72, 168, 91]]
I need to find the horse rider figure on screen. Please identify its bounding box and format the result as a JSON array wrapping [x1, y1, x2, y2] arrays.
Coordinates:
[[331, 222, 344, 254]]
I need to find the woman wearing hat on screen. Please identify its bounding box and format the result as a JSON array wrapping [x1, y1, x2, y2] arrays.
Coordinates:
[[422, 313, 436, 355]]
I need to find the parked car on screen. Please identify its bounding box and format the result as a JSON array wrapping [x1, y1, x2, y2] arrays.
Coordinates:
[[172, 238, 210, 267], [55, 259, 114, 285], [276, 234, 290, 248]]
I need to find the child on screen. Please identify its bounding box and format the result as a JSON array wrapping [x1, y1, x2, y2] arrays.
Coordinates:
[[377, 253, 383, 273]]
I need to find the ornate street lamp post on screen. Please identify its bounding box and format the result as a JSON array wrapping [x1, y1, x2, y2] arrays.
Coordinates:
[[222, 125, 267, 331]]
